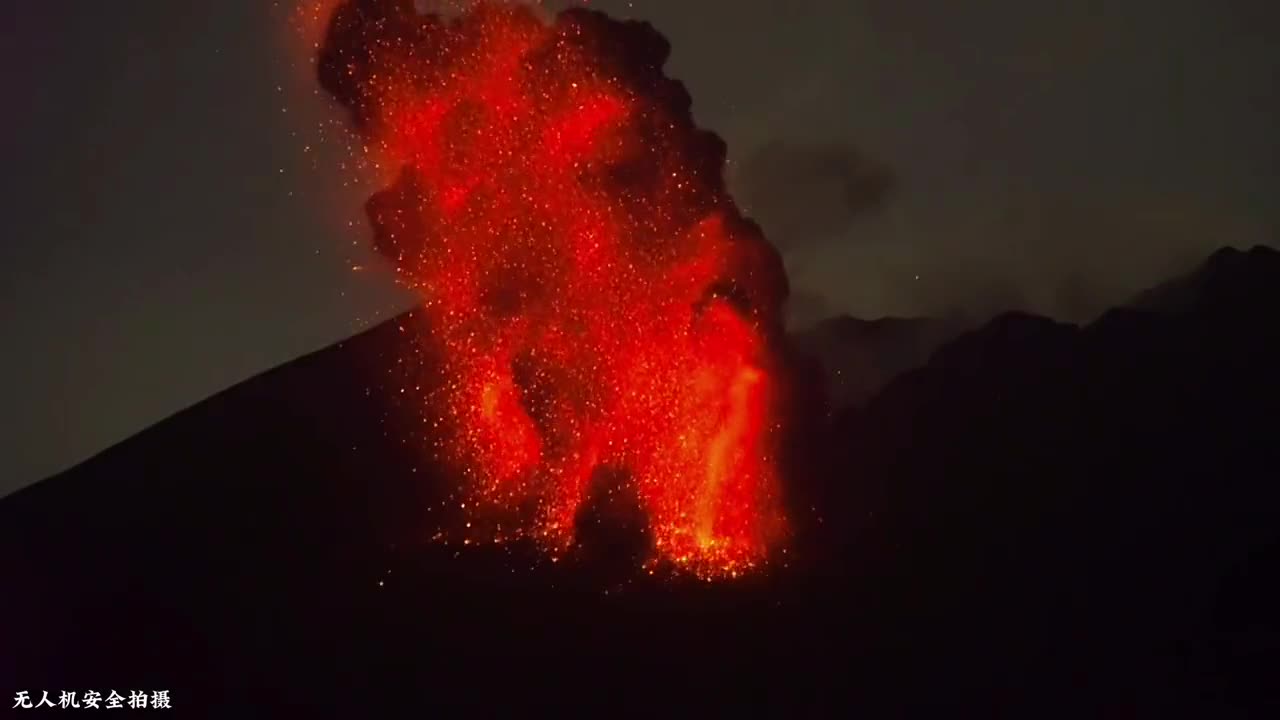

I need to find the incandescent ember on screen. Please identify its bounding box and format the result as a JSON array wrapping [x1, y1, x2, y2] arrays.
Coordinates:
[[312, 0, 792, 578]]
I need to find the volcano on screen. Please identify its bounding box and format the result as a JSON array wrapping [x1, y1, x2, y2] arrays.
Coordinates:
[[3, 246, 1279, 716]]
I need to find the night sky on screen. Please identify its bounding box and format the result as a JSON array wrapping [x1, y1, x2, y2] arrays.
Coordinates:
[[2, 0, 1277, 496]]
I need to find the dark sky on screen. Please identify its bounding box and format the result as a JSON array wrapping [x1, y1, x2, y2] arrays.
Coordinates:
[[2, 0, 1277, 496]]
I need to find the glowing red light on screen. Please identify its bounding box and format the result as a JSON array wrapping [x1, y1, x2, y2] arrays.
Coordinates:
[[313, 1, 791, 577]]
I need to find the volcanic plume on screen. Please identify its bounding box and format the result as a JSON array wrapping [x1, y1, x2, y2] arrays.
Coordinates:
[[313, 0, 792, 577]]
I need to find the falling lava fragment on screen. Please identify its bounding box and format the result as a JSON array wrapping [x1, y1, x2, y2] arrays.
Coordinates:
[[314, 0, 792, 578]]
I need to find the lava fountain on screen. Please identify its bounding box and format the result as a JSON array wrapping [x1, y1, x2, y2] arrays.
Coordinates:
[[312, 0, 793, 578]]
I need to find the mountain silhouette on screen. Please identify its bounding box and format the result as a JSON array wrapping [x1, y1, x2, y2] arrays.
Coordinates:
[[2, 247, 1278, 717], [791, 314, 965, 410], [1130, 245, 1280, 313], [816, 245, 1280, 713]]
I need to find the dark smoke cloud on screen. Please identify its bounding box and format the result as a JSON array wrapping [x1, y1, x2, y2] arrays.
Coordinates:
[[784, 288, 839, 329], [313, 0, 797, 567], [571, 467, 652, 580], [317, 0, 790, 325], [793, 189, 1274, 325], [730, 141, 894, 252]]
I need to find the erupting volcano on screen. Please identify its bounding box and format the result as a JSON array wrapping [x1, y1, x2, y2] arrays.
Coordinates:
[[310, 0, 793, 577]]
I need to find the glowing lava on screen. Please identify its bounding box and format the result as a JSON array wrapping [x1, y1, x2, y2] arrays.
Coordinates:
[[313, 0, 791, 577]]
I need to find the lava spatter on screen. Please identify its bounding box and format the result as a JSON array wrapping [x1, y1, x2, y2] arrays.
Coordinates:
[[313, 0, 791, 578]]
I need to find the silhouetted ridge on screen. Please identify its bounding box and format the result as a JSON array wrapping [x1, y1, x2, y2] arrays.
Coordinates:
[[1131, 244, 1280, 313], [2, 246, 1278, 716], [927, 311, 1076, 374], [816, 245, 1280, 714], [791, 314, 964, 410]]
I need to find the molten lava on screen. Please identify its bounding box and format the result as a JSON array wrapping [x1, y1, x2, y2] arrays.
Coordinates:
[[312, 0, 791, 577]]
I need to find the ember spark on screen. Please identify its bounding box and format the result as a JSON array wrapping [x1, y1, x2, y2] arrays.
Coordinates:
[[313, 0, 791, 577]]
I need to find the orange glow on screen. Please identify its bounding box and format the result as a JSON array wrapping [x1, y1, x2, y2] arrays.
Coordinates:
[[310, 1, 791, 577], [291, 0, 346, 53]]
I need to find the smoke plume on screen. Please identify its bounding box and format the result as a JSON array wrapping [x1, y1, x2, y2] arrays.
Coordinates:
[[315, 0, 793, 576]]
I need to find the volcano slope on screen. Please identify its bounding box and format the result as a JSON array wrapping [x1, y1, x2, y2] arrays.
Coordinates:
[[2, 246, 1278, 716]]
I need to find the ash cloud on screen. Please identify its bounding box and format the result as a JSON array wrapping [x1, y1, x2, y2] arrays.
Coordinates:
[[731, 141, 894, 253], [313, 0, 794, 570], [811, 191, 1277, 324], [316, 0, 790, 322]]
